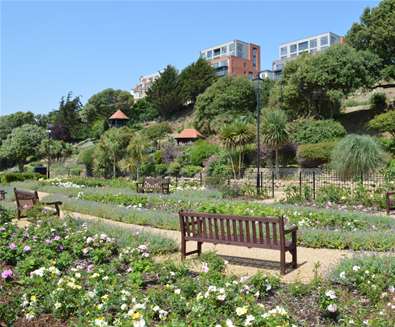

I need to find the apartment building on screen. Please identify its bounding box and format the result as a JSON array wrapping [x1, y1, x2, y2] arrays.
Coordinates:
[[131, 71, 162, 100], [270, 32, 344, 80], [200, 40, 260, 79]]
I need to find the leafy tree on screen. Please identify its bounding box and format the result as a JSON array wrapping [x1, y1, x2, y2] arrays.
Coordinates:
[[141, 122, 172, 141], [194, 77, 256, 135], [78, 146, 95, 176], [120, 133, 151, 179], [368, 110, 395, 137], [93, 127, 132, 178], [261, 109, 289, 177], [0, 124, 46, 171], [81, 88, 134, 128], [182, 140, 219, 166], [130, 98, 159, 124], [271, 45, 382, 118], [146, 65, 184, 118], [330, 134, 388, 178], [346, 0, 395, 77], [50, 92, 84, 141], [178, 58, 217, 105], [296, 140, 338, 168], [220, 120, 255, 179], [287, 118, 346, 144], [0, 111, 36, 142], [39, 139, 73, 164]]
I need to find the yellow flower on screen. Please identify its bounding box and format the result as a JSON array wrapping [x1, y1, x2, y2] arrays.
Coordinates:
[[30, 295, 37, 303], [132, 312, 142, 320]]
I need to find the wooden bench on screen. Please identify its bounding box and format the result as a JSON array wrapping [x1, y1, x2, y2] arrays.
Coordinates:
[[0, 190, 6, 200], [386, 191, 395, 215], [179, 211, 298, 275], [136, 177, 170, 194], [14, 188, 62, 219]]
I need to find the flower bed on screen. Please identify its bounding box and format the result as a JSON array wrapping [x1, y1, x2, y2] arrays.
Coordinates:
[[1, 207, 394, 326]]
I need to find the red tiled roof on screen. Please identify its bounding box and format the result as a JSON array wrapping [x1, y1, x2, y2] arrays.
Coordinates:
[[109, 110, 129, 120], [175, 128, 203, 139]]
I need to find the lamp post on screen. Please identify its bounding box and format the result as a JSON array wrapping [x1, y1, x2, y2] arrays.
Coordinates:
[[253, 72, 265, 194], [47, 124, 53, 179]]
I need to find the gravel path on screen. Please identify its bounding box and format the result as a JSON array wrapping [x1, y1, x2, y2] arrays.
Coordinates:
[[35, 191, 352, 282]]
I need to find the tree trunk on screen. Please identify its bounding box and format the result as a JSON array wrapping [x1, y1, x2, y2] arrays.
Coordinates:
[[275, 149, 279, 178], [18, 162, 24, 172], [113, 158, 116, 178]]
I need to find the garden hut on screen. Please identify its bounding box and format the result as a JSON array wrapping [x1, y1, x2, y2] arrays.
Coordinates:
[[108, 110, 129, 128], [174, 128, 204, 145]]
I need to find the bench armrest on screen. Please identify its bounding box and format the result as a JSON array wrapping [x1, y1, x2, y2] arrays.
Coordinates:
[[386, 191, 395, 196], [284, 225, 298, 234], [42, 201, 63, 206]]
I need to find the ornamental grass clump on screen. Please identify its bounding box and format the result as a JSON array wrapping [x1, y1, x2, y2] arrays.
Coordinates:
[[330, 134, 388, 179]]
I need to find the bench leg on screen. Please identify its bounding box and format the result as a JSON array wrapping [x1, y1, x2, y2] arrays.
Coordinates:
[[291, 247, 297, 269], [181, 238, 186, 260], [55, 204, 60, 217], [280, 250, 286, 275], [197, 241, 202, 256]]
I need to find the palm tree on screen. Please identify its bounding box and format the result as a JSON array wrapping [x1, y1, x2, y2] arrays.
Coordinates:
[[261, 109, 288, 178], [120, 133, 150, 180], [220, 120, 255, 179]]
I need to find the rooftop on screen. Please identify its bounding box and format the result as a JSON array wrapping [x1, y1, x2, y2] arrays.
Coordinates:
[[175, 128, 203, 139], [109, 110, 129, 120]]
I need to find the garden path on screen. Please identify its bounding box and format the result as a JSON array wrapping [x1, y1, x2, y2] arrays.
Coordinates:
[[34, 191, 353, 283], [28, 196, 350, 284]]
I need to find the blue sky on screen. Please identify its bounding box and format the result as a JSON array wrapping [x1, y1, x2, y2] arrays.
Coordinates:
[[1, 0, 379, 115]]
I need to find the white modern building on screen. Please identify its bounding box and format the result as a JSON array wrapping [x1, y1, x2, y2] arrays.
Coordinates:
[[131, 71, 162, 100], [268, 32, 343, 80]]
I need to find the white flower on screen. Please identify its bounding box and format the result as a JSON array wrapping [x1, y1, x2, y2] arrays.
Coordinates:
[[30, 267, 46, 277], [159, 309, 168, 320], [86, 237, 94, 244], [244, 315, 255, 326], [133, 318, 146, 327], [121, 303, 128, 311], [201, 262, 209, 273], [217, 294, 226, 301], [174, 288, 181, 295], [325, 290, 337, 300], [327, 303, 337, 313], [340, 271, 346, 279], [226, 319, 235, 327], [352, 265, 360, 272], [94, 317, 108, 327], [25, 312, 35, 320], [54, 302, 62, 309], [236, 306, 248, 316]]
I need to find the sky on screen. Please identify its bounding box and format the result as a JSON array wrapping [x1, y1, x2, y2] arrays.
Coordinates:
[[1, 0, 380, 115]]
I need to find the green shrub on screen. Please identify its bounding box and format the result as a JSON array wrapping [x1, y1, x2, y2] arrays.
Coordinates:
[[330, 134, 388, 178], [166, 161, 181, 176], [179, 165, 202, 177], [78, 146, 95, 176], [368, 109, 395, 137], [183, 140, 219, 166], [370, 92, 387, 111], [296, 141, 337, 168], [287, 118, 346, 145], [142, 122, 172, 140], [154, 163, 167, 176], [0, 172, 43, 183]]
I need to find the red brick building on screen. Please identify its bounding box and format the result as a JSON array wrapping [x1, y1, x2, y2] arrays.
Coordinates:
[[200, 40, 260, 79]]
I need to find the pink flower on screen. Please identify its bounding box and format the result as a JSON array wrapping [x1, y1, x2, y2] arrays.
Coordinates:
[[1, 269, 13, 280], [23, 245, 31, 252], [8, 243, 16, 250], [201, 262, 209, 273]]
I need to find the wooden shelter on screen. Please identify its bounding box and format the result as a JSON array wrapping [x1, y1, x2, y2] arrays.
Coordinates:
[[109, 110, 129, 128], [174, 128, 204, 145]]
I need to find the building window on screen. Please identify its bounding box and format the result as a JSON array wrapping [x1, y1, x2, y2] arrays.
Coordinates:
[[298, 41, 308, 51], [221, 46, 227, 55], [309, 39, 317, 48], [229, 43, 235, 55], [248, 72, 253, 80], [290, 44, 297, 53], [290, 53, 297, 57], [310, 48, 317, 54], [207, 50, 212, 59], [330, 35, 338, 45], [281, 55, 288, 59], [214, 48, 221, 57], [252, 48, 257, 67], [320, 35, 328, 46], [280, 46, 287, 56], [320, 45, 329, 51]]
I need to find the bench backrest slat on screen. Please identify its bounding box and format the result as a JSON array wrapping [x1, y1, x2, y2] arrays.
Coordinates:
[[179, 211, 286, 248]]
